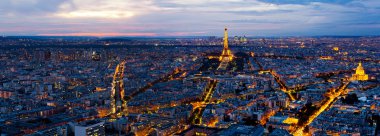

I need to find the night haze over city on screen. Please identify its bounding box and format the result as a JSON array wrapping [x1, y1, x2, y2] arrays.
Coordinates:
[[0, 0, 380, 136]]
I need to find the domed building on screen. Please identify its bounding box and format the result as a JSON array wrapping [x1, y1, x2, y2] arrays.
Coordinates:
[[352, 62, 368, 81]]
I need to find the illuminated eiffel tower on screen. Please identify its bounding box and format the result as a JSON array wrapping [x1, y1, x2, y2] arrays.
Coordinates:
[[218, 28, 233, 70]]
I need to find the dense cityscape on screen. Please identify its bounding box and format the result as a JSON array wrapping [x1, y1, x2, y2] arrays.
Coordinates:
[[0, 28, 379, 136]]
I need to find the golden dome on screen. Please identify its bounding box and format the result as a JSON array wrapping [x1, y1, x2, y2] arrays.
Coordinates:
[[352, 62, 368, 81], [355, 62, 365, 75]]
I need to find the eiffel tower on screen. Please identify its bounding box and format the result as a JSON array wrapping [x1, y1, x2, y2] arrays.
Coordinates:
[[218, 28, 233, 70]]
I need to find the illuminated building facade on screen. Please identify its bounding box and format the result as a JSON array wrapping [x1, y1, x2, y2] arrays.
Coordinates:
[[33, 125, 68, 136], [300, 42, 305, 48], [110, 61, 128, 117], [333, 47, 339, 51], [91, 51, 101, 61], [352, 62, 368, 81], [0, 90, 13, 99]]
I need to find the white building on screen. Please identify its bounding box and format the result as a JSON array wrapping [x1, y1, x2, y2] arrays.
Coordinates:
[[70, 120, 105, 136]]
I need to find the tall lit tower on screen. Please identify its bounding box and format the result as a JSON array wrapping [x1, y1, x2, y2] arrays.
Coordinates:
[[110, 61, 128, 117], [219, 28, 233, 62]]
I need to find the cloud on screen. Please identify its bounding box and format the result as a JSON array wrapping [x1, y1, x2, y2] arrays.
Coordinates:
[[56, 10, 135, 19], [38, 32, 158, 37], [0, 0, 64, 16], [54, 0, 158, 19], [257, 0, 355, 5], [0, 0, 379, 36]]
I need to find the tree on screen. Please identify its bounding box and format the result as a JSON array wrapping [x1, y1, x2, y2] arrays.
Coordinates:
[[341, 93, 359, 105], [268, 125, 274, 133], [304, 126, 310, 133]]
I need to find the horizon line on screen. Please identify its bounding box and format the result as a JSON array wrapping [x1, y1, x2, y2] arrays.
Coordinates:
[[2, 35, 380, 38]]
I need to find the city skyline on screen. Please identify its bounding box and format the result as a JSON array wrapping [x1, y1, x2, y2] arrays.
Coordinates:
[[0, 1, 380, 136], [0, 29, 379, 135], [1, 0, 380, 37]]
